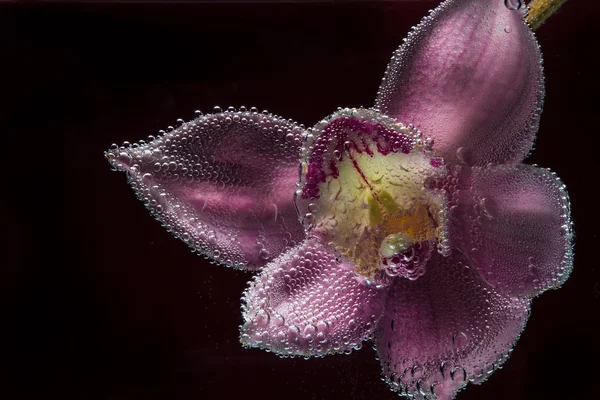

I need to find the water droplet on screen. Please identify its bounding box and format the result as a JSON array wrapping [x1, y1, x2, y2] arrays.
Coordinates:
[[379, 233, 413, 258], [256, 310, 270, 328], [348, 319, 357, 330], [259, 248, 271, 261], [271, 312, 285, 327], [141, 173, 153, 184], [469, 248, 484, 267], [303, 324, 317, 338], [452, 332, 469, 349], [117, 152, 132, 168], [316, 320, 329, 333], [504, 0, 522, 10], [451, 366, 467, 383], [316, 332, 327, 344], [479, 197, 498, 220], [456, 147, 471, 165], [276, 330, 286, 342], [441, 361, 454, 378], [287, 325, 300, 341]]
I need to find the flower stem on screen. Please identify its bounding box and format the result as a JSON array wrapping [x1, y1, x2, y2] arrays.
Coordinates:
[[526, 0, 569, 30]]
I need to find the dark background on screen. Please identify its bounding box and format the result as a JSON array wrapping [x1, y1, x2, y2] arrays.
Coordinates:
[[2, 1, 599, 399]]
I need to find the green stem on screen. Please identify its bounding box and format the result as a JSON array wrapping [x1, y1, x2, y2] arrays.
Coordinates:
[[526, 0, 569, 30]]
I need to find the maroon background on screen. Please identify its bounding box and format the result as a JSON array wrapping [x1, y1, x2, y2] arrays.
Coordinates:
[[2, 1, 599, 399]]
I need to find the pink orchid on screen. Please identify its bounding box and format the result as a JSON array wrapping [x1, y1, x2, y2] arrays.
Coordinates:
[[105, 0, 573, 399]]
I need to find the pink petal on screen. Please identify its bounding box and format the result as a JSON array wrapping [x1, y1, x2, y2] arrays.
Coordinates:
[[105, 109, 306, 270], [240, 237, 387, 357], [448, 163, 573, 298], [376, 251, 530, 400], [375, 0, 544, 166]]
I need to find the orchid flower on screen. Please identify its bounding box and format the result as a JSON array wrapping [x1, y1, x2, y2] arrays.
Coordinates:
[[105, 0, 574, 399]]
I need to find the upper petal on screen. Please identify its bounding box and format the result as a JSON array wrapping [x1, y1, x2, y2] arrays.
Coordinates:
[[105, 109, 306, 270], [375, 0, 544, 166], [447, 163, 573, 298], [240, 237, 387, 357], [376, 251, 530, 400]]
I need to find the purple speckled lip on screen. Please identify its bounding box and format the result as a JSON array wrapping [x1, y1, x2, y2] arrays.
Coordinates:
[[301, 115, 415, 200]]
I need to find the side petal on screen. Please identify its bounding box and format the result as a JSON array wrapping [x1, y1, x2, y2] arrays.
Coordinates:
[[376, 252, 530, 400], [240, 237, 387, 357], [448, 163, 573, 298], [105, 109, 306, 270], [375, 0, 544, 166]]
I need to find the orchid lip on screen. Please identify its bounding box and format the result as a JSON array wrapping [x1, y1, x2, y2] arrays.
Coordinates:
[[295, 108, 449, 282]]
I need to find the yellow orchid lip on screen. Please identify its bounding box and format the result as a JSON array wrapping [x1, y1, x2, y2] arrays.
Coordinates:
[[296, 108, 449, 281]]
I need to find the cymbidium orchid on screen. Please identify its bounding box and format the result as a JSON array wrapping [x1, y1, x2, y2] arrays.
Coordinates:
[[105, 0, 574, 398]]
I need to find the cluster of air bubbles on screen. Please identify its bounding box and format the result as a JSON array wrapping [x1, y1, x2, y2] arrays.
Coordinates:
[[381, 240, 433, 281]]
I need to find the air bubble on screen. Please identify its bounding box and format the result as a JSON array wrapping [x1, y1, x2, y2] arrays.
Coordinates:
[[452, 332, 469, 349], [256, 310, 270, 328], [504, 0, 522, 11], [456, 147, 471, 165], [117, 152, 132, 167], [287, 325, 300, 341]]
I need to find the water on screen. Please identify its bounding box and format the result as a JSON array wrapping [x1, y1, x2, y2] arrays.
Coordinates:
[[2, 1, 598, 400]]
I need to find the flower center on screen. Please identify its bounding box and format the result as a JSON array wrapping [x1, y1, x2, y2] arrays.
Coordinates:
[[296, 109, 448, 281]]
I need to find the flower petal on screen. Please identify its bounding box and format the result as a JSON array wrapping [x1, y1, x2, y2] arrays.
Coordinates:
[[240, 237, 387, 357], [375, 0, 544, 166], [448, 163, 573, 298], [105, 109, 306, 270], [376, 252, 530, 400]]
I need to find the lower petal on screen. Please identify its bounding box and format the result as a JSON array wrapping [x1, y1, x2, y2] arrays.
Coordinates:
[[240, 237, 387, 357], [376, 251, 530, 400]]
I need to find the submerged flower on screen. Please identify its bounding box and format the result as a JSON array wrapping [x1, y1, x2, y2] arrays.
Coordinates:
[[105, 0, 573, 399]]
